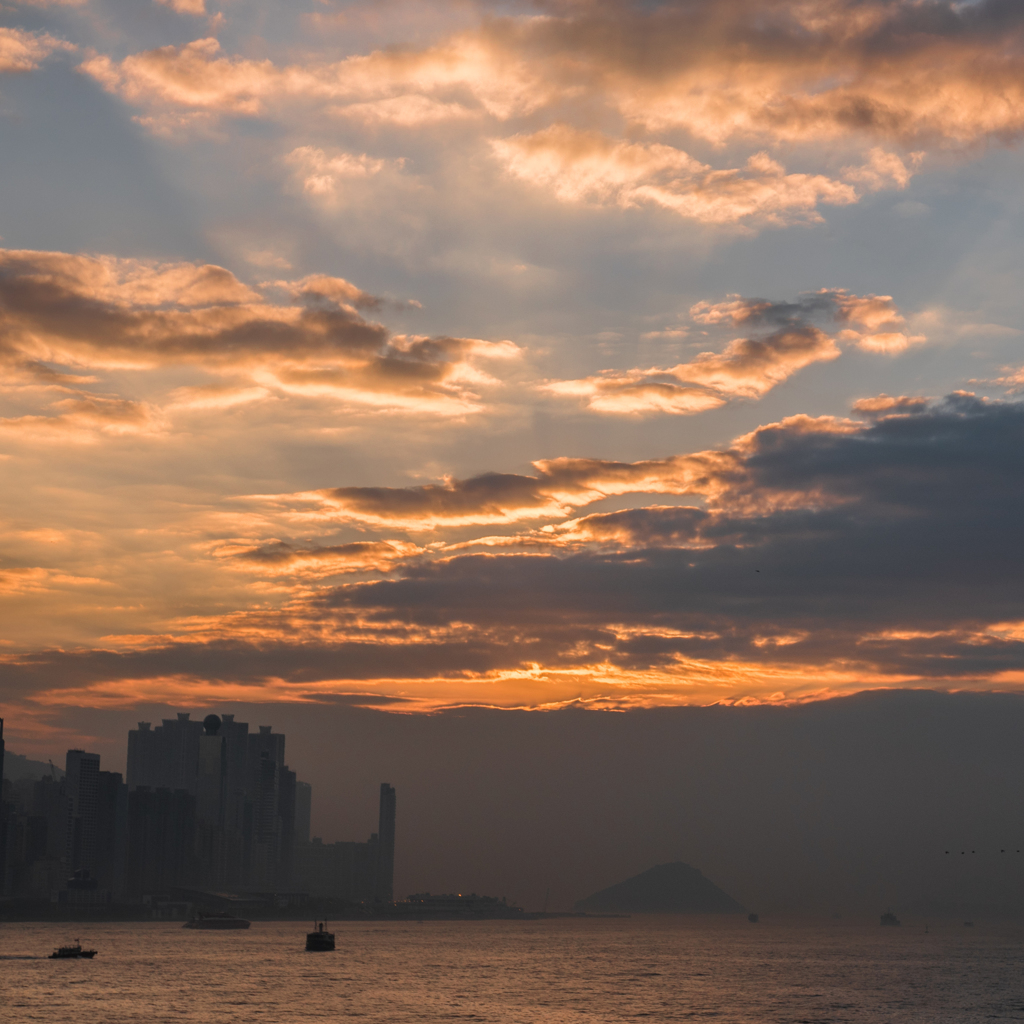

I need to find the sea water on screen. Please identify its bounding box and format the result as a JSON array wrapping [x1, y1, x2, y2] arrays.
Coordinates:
[[2, 916, 1023, 1022]]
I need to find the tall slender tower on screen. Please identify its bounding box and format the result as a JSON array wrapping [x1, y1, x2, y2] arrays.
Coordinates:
[[0, 719, 6, 896], [375, 783, 396, 903]]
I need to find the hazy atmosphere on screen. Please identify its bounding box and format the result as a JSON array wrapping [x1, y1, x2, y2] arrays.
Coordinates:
[[4, 0, 1024, 928], [9, 691, 1024, 916]]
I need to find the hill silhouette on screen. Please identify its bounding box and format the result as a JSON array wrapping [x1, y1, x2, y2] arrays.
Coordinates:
[[3, 751, 64, 782], [574, 862, 745, 914]]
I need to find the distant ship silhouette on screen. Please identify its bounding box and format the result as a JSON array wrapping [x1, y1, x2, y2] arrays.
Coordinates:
[[50, 941, 97, 959], [306, 921, 335, 951]]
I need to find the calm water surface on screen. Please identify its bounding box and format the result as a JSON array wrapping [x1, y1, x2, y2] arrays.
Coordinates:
[[2, 917, 1023, 1022]]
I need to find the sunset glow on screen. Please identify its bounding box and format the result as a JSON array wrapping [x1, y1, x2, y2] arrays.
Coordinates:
[[2, 0, 1024, 753]]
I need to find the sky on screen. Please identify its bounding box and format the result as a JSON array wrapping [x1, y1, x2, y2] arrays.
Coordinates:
[[2, 0, 1024, 752]]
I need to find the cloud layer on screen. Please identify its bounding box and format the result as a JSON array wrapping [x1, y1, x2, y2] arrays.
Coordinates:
[[6, 393, 1023, 712], [0, 248, 520, 432], [73, 1, 1024, 227], [2, 0, 1022, 727], [80, 3, 1024, 148], [0, 27, 71, 73], [546, 290, 922, 415]]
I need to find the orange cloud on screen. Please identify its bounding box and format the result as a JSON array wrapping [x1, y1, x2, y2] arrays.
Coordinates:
[[71, 0, 1024, 242], [78, 5, 1024, 152], [285, 147, 391, 201], [270, 272, 384, 310], [261, 449, 738, 531], [79, 31, 551, 128], [77, 4, 1024, 234], [0, 396, 163, 442], [12, 655, 920, 713], [0, 28, 72, 73], [0, 248, 519, 417], [214, 539, 424, 577], [553, 2, 1024, 150], [155, 0, 206, 14], [544, 377, 727, 416], [4, 394, 1021, 712], [0, 566, 108, 595], [493, 126, 862, 225], [852, 394, 930, 417], [546, 289, 918, 416]]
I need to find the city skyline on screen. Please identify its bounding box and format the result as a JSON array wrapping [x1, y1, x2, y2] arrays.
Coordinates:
[[4, 5, 1024, 1020], [0, 710, 396, 910], [5, 689, 1024, 916]]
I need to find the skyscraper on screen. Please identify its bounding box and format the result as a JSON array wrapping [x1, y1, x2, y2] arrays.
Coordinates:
[[295, 781, 312, 846], [124, 714, 306, 894], [375, 783, 396, 903], [0, 719, 6, 895], [95, 770, 128, 897], [126, 714, 202, 794], [247, 726, 285, 889], [65, 749, 100, 876], [126, 787, 198, 897]]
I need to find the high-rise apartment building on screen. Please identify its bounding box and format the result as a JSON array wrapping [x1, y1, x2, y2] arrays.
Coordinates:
[[65, 750, 100, 875], [293, 835, 379, 901], [0, 713, 398, 906], [95, 770, 128, 897], [295, 781, 312, 846], [0, 719, 7, 896], [126, 714, 202, 794], [126, 787, 198, 897], [124, 714, 307, 894]]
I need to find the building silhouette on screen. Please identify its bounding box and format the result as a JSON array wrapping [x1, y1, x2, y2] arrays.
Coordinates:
[[0, 747, 126, 904], [95, 770, 128, 897], [293, 834, 379, 901], [65, 750, 100, 877], [376, 783, 396, 902], [125, 713, 303, 892], [295, 781, 312, 845], [1, 712, 396, 909], [29, 771, 71, 896], [0, 719, 6, 894], [126, 787, 198, 897]]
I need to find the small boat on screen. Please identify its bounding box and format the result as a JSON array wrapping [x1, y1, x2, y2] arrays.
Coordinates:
[[50, 942, 97, 959], [306, 921, 335, 951], [747, 913, 759, 923], [183, 911, 250, 930], [880, 911, 901, 927]]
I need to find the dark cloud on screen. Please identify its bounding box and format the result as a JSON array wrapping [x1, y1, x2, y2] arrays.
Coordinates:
[[547, 289, 915, 415], [4, 394, 1020, 704], [223, 539, 422, 576], [316, 394, 1024, 680]]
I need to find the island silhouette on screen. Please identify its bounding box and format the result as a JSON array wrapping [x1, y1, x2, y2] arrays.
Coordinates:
[[574, 862, 745, 914]]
